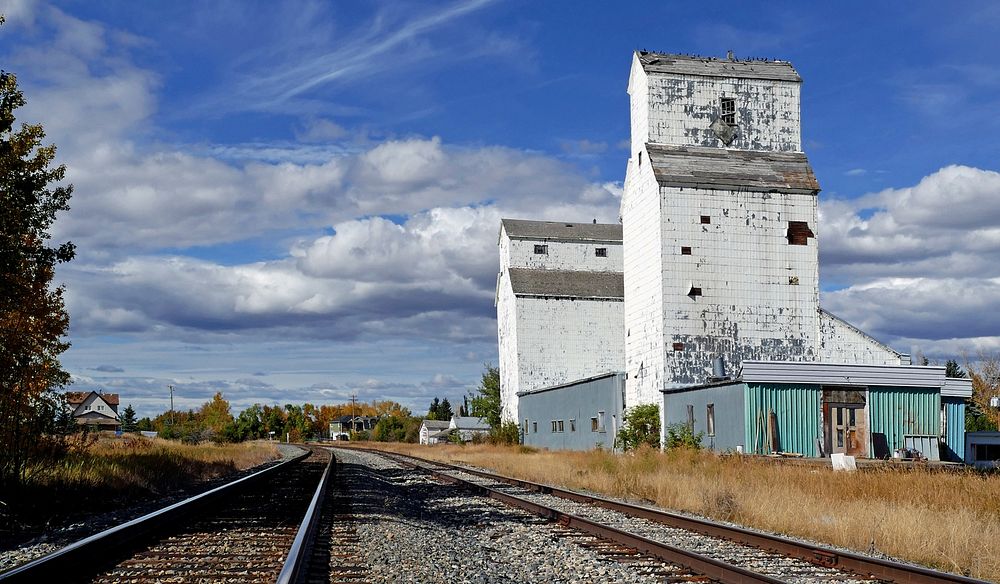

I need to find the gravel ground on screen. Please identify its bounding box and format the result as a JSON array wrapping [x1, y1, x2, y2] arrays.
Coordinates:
[[0, 444, 304, 574], [374, 452, 881, 584], [330, 448, 683, 584]]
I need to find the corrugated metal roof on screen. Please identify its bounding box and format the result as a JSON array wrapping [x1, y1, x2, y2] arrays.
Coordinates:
[[501, 218, 622, 242], [450, 416, 490, 431], [740, 361, 946, 388], [646, 144, 820, 195], [637, 51, 801, 82], [508, 268, 624, 300], [942, 378, 973, 398]]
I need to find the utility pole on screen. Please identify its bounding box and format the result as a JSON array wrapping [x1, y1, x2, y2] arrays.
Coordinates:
[[168, 385, 174, 426], [350, 393, 358, 432]]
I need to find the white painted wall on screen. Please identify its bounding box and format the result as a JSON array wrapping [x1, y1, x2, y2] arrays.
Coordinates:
[[818, 310, 904, 365], [621, 156, 665, 407], [656, 186, 820, 398], [514, 295, 624, 393], [506, 237, 622, 272], [497, 274, 521, 422], [628, 53, 802, 153]]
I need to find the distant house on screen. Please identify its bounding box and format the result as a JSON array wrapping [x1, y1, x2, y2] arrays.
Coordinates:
[[449, 416, 490, 442], [419, 419, 450, 445], [329, 415, 378, 438], [65, 391, 120, 431]]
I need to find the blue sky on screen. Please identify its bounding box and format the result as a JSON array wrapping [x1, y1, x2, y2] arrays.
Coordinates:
[[3, 0, 1000, 417]]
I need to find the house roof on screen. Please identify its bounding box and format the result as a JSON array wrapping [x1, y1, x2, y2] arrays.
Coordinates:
[[65, 390, 120, 406], [421, 420, 450, 430], [646, 144, 820, 195], [501, 219, 622, 243], [450, 416, 490, 431], [508, 268, 624, 300], [636, 51, 801, 82]]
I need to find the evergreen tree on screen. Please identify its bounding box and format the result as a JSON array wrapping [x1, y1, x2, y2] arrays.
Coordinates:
[[0, 57, 76, 488], [121, 404, 138, 432], [427, 397, 441, 420], [439, 398, 453, 420], [946, 359, 966, 378]]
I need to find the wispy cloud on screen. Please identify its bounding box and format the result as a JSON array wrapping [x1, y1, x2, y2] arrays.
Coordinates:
[[198, 0, 502, 116]]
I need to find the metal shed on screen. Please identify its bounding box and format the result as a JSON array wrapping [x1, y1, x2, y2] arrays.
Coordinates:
[[518, 372, 625, 450], [662, 361, 970, 461]]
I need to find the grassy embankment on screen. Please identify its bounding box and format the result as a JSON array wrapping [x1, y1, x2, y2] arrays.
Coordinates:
[[363, 442, 1000, 581], [2, 436, 280, 545]]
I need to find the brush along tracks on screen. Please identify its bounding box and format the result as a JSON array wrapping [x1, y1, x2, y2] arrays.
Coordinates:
[[357, 448, 989, 584], [0, 445, 332, 584]]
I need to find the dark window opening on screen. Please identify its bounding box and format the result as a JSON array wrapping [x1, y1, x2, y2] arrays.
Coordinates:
[[638, 151, 642, 167], [789, 276, 799, 285], [975, 443, 1000, 461], [532, 421, 538, 433], [688, 286, 702, 297], [681, 246, 692, 255], [557, 420, 564, 432], [672, 342, 685, 351], [787, 221, 815, 245], [700, 215, 711, 225], [533, 244, 548, 255], [569, 419, 576, 432], [595, 247, 608, 257], [721, 97, 736, 126], [551, 420, 558, 432], [707, 404, 716, 437], [686, 404, 695, 431]]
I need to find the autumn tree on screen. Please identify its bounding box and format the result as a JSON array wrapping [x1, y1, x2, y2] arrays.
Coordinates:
[[198, 392, 233, 438], [967, 353, 1000, 432], [0, 57, 76, 488]]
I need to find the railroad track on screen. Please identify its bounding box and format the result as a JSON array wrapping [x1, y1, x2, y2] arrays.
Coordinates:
[[345, 447, 989, 584], [0, 445, 334, 584]]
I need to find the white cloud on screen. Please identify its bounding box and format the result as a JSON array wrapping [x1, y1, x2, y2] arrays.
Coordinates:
[[820, 165, 1000, 359]]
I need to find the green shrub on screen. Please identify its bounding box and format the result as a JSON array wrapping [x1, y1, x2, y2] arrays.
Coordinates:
[[486, 421, 521, 446], [665, 423, 703, 449], [616, 404, 661, 451]]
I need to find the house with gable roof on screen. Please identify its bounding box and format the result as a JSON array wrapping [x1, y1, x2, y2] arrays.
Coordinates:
[[65, 390, 121, 431]]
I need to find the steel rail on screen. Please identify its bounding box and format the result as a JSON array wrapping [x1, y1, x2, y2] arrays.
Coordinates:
[[362, 448, 783, 584], [367, 448, 990, 584], [276, 448, 336, 584], [0, 447, 312, 584]]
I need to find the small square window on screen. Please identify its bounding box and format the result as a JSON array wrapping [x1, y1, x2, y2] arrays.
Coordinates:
[[551, 420, 558, 432], [591, 417, 599, 432], [672, 342, 685, 351], [532, 421, 538, 433], [721, 97, 736, 126], [680, 246, 692, 255], [569, 419, 576, 432], [533, 244, 548, 255], [700, 215, 711, 225], [557, 420, 564, 432], [595, 247, 608, 257], [688, 286, 702, 297]]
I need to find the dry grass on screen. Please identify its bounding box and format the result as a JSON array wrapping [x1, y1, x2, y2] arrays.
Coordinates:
[[33, 435, 281, 493], [362, 443, 1000, 580], [1, 435, 280, 546]]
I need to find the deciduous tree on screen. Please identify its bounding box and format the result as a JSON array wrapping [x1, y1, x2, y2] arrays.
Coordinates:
[[469, 364, 501, 428], [0, 58, 76, 488]]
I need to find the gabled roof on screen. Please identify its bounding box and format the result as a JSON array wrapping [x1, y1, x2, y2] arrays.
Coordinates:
[[449, 416, 490, 431], [645, 144, 820, 195], [508, 268, 624, 300], [421, 420, 450, 430], [501, 219, 622, 243], [65, 390, 120, 406], [636, 51, 801, 82]]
